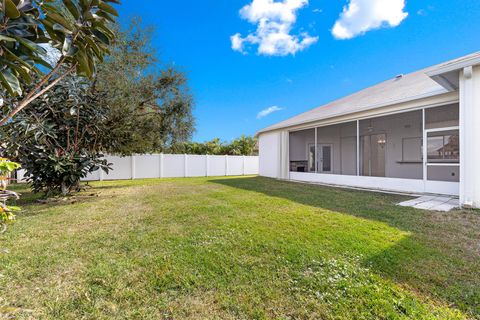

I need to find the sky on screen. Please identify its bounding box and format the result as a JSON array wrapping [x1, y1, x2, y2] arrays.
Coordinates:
[[117, 0, 480, 142]]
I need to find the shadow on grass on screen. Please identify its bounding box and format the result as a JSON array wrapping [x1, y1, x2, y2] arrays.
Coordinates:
[[210, 176, 480, 317], [8, 183, 114, 217]]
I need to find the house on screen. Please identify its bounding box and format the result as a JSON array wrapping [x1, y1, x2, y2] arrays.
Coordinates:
[[257, 52, 480, 208]]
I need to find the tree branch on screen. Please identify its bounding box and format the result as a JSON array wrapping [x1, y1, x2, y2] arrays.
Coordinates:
[[21, 56, 67, 104], [0, 62, 77, 126]]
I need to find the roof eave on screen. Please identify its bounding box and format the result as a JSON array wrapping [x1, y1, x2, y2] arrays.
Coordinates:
[[425, 55, 480, 78], [257, 89, 450, 135]]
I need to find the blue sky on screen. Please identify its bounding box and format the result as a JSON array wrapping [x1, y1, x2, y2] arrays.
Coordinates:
[[117, 1, 480, 142]]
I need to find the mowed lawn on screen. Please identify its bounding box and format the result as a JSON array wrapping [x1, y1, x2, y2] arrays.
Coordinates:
[[1, 177, 479, 319]]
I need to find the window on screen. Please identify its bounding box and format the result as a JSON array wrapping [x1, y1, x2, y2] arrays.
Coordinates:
[[427, 130, 459, 163]]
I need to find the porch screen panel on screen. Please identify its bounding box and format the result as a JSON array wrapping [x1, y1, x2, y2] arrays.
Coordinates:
[[425, 103, 459, 129], [359, 110, 423, 179], [289, 128, 315, 172], [425, 103, 460, 182], [316, 121, 357, 175], [427, 166, 459, 182]]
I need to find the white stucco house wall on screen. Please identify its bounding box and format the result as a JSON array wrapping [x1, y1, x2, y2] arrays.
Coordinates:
[[257, 52, 480, 208]]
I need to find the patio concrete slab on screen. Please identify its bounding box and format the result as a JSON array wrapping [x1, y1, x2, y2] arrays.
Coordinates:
[[398, 196, 459, 212]]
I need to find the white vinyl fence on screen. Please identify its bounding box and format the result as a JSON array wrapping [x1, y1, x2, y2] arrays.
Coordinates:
[[17, 154, 259, 182]]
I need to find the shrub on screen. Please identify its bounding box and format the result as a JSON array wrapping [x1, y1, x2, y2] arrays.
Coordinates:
[[1, 74, 111, 196], [0, 158, 21, 232]]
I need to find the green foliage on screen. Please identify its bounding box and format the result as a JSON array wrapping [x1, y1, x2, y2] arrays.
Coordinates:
[[0, 0, 120, 124], [0, 0, 48, 96], [42, 0, 120, 78], [179, 135, 258, 155], [0, 158, 21, 231], [93, 19, 195, 155], [1, 74, 111, 196]]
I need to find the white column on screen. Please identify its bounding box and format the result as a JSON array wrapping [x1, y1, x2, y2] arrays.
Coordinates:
[[131, 155, 136, 180], [159, 153, 164, 178], [459, 66, 480, 208], [356, 120, 360, 176], [314, 127, 318, 173], [422, 108, 427, 191], [279, 130, 289, 179]]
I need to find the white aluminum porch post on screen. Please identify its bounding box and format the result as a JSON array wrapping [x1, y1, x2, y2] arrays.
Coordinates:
[[356, 120, 359, 176], [459, 66, 480, 207], [314, 127, 318, 173], [279, 130, 289, 179], [422, 108, 427, 191]]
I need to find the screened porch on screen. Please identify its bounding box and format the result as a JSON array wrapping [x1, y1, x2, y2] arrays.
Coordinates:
[[288, 103, 459, 195]]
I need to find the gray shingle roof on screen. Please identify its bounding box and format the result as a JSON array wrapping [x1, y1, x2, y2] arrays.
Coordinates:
[[258, 52, 480, 134]]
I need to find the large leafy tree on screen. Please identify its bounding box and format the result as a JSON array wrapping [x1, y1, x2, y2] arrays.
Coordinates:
[[93, 20, 195, 155], [1, 73, 111, 196], [0, 0, 120, 125]]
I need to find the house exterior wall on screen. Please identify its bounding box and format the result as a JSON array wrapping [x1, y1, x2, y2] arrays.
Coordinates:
[[259, 131, 281, 178]]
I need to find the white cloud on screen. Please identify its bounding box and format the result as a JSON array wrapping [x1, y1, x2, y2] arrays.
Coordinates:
[[231, 0, 318, 56], [257, 106, 284, 119], [417, 5, 434, 16], [332, 0, 408, 40]]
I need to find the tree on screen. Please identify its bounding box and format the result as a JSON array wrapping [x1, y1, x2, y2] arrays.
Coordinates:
[[92, 20, 195, 155], [180, 136, 258, 156], [0, 0, 120, 125], [226, 135, 258, 156], [1, 73, 111, 196]]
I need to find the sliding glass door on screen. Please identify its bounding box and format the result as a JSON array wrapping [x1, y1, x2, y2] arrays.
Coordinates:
[[360, 134, 386, 177]]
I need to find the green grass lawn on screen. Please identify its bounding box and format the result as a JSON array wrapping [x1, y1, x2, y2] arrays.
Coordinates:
[[1, 176, 479, 319]]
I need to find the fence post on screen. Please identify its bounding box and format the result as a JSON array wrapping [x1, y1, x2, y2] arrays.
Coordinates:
[[159, 153, 164, 178], [206, 155, 209, 177], [242, 155, 246, 175], [225, 155, 228, 176], [184, 154, 188, 177], [131, 155, 136, 180]]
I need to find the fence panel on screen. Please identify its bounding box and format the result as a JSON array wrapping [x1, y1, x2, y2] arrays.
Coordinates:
[[187, 155, 207, 177], [104, 156, 132, 180], [208, 155, 227, 176], [227, 156, 244, 176], [84, 170, 101, 181], [16, 154, 259, 182], [162, 154, 185, 178], [135, 154, 160, 179], [244, 156, 259, 175]]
